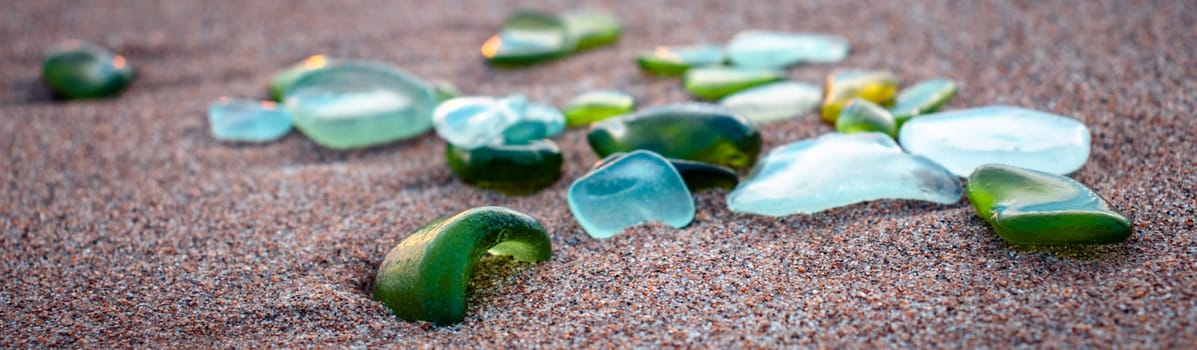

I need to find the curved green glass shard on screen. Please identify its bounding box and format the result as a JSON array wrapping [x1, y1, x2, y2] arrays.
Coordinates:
[[967, 164, 1132, 246], [373, 206, 552, 325], [446, 139, 563, 195], [41, 40, 134, 99]]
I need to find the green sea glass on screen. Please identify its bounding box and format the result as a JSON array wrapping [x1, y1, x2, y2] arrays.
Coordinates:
[[269, 55, 331, 101], [636, 45, 724, 76], [891, 78, 958, 126], [561, 10, 622, 50], [966, 164, 1133, 246], [683, 66, 787, 101], [446, 139, 563, 195], [588, 103, 761, 169], [563, 90, 635, 127], [821, 70, 899, 123], [835, 99, 897, 138], [482, 11, 575, 66], [41, 40, 134, 99]]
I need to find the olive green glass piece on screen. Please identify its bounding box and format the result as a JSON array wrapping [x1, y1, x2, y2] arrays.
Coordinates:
[[373, 206, 552, 325], [966, 164, 1133, 246], [835, 98, 897, 138], [41, 40, 134, 99], [481, 11, 575, 66], [269, 55, 332, 101], [446, 140, 563, 195], [595, 153, 739, 191], [820, 70, 899, 123], [563, 90, 635, 127], [561, 10, 622, 50], [683, 67, 787, 101], [891, 78, 958, 126], [588, 103, 762, 169], [635, 45, 724, 76]]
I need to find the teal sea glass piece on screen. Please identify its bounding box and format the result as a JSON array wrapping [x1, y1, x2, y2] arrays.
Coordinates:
[[891, 78, 958, 126], [595, 153, 739, 191], [683, 66, 786, 101], [561, 10, 622, 50], [433, 95, 565, 149], [283, 61, 438, 149], [482, 11, 575, 66], [835, 98, 897, 138], [728, 132, 962, 216], [207, 98, 293, 143], [726, 31, 850, 68], [41, 40, 134, 99], [967, 164, 1132, 245], [898, 105, 1091, 177], [588, 103, 762, 169], [269, 55, 331, 101], [636, 45, 724, 76], [568, 151, 695, 239], [563, 90, 635, 127], [446, 139, 563, 195], [719, 81, 822, 124], [821, 70, 899, 123]]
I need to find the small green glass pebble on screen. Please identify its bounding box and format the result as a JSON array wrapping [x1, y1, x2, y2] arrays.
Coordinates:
[[684, 66, 787, 101], [563, 90, 635, 127], [835, 99, 897, 138], [41, 40, 134, 99], [891, 78, 958, 126], [481, 11, 575, 66], [821, 70, 899, 123], [446, 139, 563, 195], [588, 103, 762, 169], [635, 45, 724, 76], [269, 55, 331, 101], [561, 10, 622, 50], [967, 164, 1133, 246]]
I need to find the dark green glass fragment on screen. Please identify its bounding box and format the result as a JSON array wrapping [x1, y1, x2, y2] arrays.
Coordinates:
[[446, 139, 563, 195], [588, 103, 761, 169]]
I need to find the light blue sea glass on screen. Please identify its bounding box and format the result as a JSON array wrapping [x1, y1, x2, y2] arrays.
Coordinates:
[[567, 150, 695, 239], [726, 31, 850, 68], [898, 105, 1091, 177], [433, 94, 564, 149], [207, 98, 292, 143], [283, 61, 438, 149], [727, 132, 962, 216], [719, 81, 822, 124]]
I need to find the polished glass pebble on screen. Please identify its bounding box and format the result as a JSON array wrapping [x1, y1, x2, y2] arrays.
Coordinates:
[[561, 10, 621, 50], [727, 132, 962, 216], [207, 98, 293, 143], [821, 70, 899, 123], [726, 31, 850, 68], [283, 61, 438, 150], [568, 150, 694, 239], [636, 45, 724, 76], [432, 80, 462, 103], [835, 99, 897, 138], [967, 164, 1132, 245], [898, 105, 1091, 177], [563, 90, 635, 127], [481, 11, 575, 66], [446, 139, 563, 195], [719, 81, 822, 124], [684, 66, 787, 101], [891, 78, 958, 126], [433, 95, 565, 149], [595, 153, 739, 191], [588, 103, 762, 169], [269, 55, 331, 101], [41, 40, 134, 99]]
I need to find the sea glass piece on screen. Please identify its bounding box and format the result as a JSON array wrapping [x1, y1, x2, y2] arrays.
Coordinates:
[[683, 66, 787, 101], [820, 70, 899, 123], [588, 103, 762, 169], [41, 40, 134, 99], [446, 139, 563, 194], [727, 132, 962, 216], [719, 81, 822, 124], [269, 55, 331, 101], [568, 151, 695, 239], [563, 90, 635, 127], [283, 61, 438, 149], [636, 45, 724, 76], [726, 31, 850, 68], [481, 11, 575, 66], [967, 164, 1132, 245], [207, 98, 293, 143], [433, 95, 565, 149], [891, 78, 958, 126], [835, 98, 897, 137], [898, 105, 1091, 177], [561, 10, 622, 50], [594, 153, 739, 191]]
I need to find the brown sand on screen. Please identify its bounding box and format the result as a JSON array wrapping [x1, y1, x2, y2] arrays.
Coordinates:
[[2, 0, 1195, 347]]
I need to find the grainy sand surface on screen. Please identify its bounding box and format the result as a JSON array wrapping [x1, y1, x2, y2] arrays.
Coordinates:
[[2, 0, 1195, 348]]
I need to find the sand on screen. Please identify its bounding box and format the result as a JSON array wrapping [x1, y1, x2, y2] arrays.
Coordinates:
[[1, 0, 1195, 348]]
